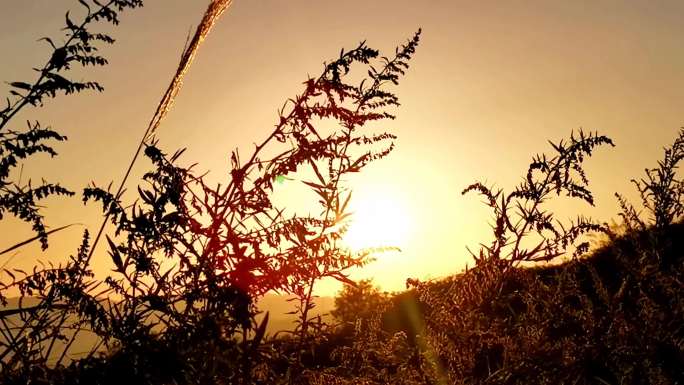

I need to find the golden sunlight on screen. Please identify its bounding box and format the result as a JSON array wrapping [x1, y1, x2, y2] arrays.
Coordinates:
[[342, 190, 412, 252]]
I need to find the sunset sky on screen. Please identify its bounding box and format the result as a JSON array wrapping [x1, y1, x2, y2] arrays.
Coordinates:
[[2, 0, 684, 295]]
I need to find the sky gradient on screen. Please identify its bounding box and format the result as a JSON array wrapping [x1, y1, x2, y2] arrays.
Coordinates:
[[2, 0, 684, 294]]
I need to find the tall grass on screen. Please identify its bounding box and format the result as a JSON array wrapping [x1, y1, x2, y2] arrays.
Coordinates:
[[86, 0, 235, 266]]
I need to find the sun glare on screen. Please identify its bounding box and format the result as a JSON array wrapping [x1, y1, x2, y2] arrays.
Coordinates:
[[342, 192, 412, 252]]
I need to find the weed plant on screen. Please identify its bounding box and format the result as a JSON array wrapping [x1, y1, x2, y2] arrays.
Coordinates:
[[0, 1, 422, 383]]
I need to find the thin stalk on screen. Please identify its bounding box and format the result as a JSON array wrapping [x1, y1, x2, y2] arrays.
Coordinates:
[[0, 224, 81, 256], [54, 327, 81, 367], [85, 0, 234, 266], [0, 1, 118, 132]]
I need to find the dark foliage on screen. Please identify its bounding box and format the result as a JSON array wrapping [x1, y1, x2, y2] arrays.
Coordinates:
[[0, 2, 422, 381], [332, 279, 389, 332], [617, 128, 684, 231], [292, 129, 684, 385], [462, 129, 614, 268], [0, 0, 143, 253]]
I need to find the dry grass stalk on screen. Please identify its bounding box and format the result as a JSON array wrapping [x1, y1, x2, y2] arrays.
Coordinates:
[[87, 0, 234, 264]]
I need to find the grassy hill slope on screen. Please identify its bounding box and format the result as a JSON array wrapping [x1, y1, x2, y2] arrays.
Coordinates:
[[312, 223, 684, 384]]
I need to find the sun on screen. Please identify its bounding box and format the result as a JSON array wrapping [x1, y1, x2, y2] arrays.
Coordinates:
[[342, 191, 412, 252]]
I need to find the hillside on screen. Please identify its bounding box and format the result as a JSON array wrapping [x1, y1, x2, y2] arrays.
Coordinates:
[[307, 223, 684, 384], [2, 224, 681, 384]]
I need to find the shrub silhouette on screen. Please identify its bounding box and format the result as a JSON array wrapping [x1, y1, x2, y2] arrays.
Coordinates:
[[332, 279, 389, 330], [0, 1, 422, 382], [0, 0, 142, 377], [462, 129, 614, 267], [0, 0, 142, 255], [617, 128, 684, 231]]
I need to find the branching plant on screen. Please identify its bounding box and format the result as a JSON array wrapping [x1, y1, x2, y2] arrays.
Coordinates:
[[0, 0, 143, 255], [0, 0, 142, 376], [0, 1, 421, 379], [617, 128, 684, 231], [409, 130, 617, 321], [462, 130, 614, 270], [80, 29, 421, 381]]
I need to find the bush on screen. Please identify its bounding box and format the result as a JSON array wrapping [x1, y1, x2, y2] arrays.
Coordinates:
[[0, 1, 422, 383]]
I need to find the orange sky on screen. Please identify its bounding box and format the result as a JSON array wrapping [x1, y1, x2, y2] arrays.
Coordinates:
[[2, 0, 684, 295]]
